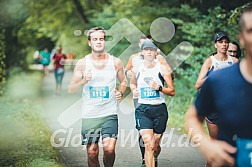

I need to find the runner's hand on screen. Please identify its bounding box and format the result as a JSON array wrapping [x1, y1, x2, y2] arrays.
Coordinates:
[[114, 90, 123, 102], [149, 80, 159, 90], [127, 70, 133, 79], [133, 89, 139, 98], [82, 69, 92, 84], [200, 139, 236, 167]]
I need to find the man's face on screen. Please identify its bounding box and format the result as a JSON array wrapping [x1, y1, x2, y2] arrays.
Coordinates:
[[88, 31, 105, 53], [142, 48, 157, 62], [227, 43, 238, 58], [240, 12, 252, 55], [215, 38, 229, 54]]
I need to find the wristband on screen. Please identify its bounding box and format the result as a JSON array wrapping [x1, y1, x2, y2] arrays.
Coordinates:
[[125, 69, 129, 76], [158, 85, 163, 92]]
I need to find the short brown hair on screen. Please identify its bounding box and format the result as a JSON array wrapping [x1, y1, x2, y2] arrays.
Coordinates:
[[87, 26, 106, 41]]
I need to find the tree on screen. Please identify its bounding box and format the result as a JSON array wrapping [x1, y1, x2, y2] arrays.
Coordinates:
[[0, 27, 5, 96]]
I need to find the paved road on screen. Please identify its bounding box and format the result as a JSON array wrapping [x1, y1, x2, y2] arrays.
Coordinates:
[[39, 70, 205, 167]]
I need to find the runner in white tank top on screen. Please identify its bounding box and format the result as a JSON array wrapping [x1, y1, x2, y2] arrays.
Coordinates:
[[209, 55, 234, 71], [130, 40, 175, 167], [195, 32, 238, 90], [125, 35, 173, 166], [82, 54, 118, 118], [137, 61, 165, 105], [68, 27, 126, 167]]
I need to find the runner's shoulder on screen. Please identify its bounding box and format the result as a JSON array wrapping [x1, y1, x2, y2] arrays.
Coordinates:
[[78, 56, 87, 63], [160, 64, 169, 75], [74, 55, 88, 69], [156, 55, 166, 64], [113, 56, 123, 67], [232, 56, 239, 63], [205, 57, 212, 63], [203, 57, 212, 67]]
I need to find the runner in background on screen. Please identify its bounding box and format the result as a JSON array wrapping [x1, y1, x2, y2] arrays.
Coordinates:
[[227, 41, 241, 59], [194, 32, 238, 167], [40, 48, 51, 75], [186, 6, 252, 167], [52, 47, 67, 96], [67, 49, 75, 70]]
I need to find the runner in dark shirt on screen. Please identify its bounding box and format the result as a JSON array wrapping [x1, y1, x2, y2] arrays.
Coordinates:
[[186, 6, 252, 167]]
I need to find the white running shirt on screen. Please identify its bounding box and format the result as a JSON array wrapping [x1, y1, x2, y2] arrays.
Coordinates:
[[210, 55, 234, 70], [82, 54, 118, 118], [137, 62, 165, 105]]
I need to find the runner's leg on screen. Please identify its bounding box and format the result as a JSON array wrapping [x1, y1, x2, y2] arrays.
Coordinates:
[[87, 143, 100, 167], [103, 137, 117, 167], [140, 129, 155, 167]]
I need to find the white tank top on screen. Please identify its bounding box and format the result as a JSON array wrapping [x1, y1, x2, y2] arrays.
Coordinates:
[[82, 54, 118, 118], [137, 62, 165, 105], [210, 55, 234, 70], [132, 53, 144, 70]]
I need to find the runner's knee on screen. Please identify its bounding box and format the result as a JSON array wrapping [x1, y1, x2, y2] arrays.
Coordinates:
[[87, 147, 99, 159], [103, 147, 115, 155], [145, 145, 154, 152]]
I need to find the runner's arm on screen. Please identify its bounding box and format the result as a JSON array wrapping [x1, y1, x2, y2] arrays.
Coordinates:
[[59, 54, 67, 65], [160, 64, 175, 96], [130, 68, 138, 91], [195, 58, 211, 90], [68, 58, 86, 94], [125, 58, 133, 70], [51, 54, 55, 64], [125, 55, 133, 77], [185, 106, 236, 167], [157, 54, 173, 78], [130, 68, 140, 98], [115, 58, 127, 94]]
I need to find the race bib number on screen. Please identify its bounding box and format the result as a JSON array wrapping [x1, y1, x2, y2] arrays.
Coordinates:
[[140, 87, 160, 99], [90, 86, 109, 98], [236, 138, 252, 167]]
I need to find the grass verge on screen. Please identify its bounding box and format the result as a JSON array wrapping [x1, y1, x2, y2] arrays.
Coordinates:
[[0, 70, 64, 167]]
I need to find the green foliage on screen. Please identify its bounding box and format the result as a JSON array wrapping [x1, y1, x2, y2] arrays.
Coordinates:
[[229, 2, 252, 24], [0, 0, 250, 129], [34, 1, 249, 130], [0, 97, 63, 167], [165, 6, 241, 130], [90, 2, 245, 130], [0, 27, 6, 96]]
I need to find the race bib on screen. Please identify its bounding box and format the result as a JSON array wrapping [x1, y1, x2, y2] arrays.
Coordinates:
[[90, 86, 109, 98], [236, 138, 252, 167], [140, 87, 160, 99]]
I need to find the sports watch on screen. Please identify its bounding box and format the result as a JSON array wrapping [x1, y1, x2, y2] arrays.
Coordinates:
[[158, 85, 163, 92]]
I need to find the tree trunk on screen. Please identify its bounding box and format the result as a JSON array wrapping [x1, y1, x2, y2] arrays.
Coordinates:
[[72, 0, 89, 23]]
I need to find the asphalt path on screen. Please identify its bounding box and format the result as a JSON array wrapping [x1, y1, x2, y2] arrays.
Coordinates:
[[39, 70, 205, 167]]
